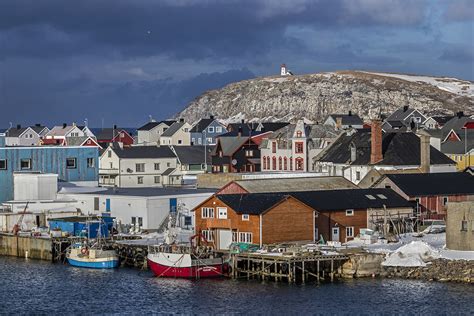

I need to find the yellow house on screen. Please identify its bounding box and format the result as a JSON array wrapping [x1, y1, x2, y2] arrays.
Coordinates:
[[442, 129, 474, 171]]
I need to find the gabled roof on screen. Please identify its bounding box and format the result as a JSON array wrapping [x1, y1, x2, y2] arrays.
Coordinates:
[[137, 120, 176, 131], [30, 125, 48, 134], [46, 125, 79, 137], [6, 127, 29, 137], [441, 115, 474, 136], [431, 116, 454, 125], [65, 136, 99, 147], [173, 145, 213, 165], [189, 119, 215, 133], [384, 173, 474, 196], [440, 130, 474, 154], [326, 114, 363, 126], [223, 176, 358, 194], [94, 128, 129, 140], [292, 188, 413, 211], [268, 123, 338, 140], [217, 193, 292, 215], [317, 130, 454, 166], [386, 106, 427, 123], [213, 136, 250, 156], [112, 145, 176, 159], [226, 122, 290, 136], [161, 122, 186, 137]]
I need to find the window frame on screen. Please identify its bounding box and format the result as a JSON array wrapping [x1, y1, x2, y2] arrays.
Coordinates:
[[242, 214, 250, 221], [346, 226, 354, 238], [239, 232, 252, 243], [135, 163, 145, 173], [345, 209, 354, 216], [154, 176, 161, 184], [201, 207, 215, 219], [20, 158, 32, 170], [66, 157, 77, 169], [137, 176, 144, 184], [0, 159, 7, 170], [87, 158, 96, 168]]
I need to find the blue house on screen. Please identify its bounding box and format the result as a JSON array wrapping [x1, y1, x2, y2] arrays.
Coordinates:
[[190, 116, 226, 146], [0, 146, 99, 202]]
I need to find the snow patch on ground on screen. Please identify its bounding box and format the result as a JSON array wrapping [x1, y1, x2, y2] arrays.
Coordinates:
[[382, 241, 440, 267], [363, 71, 474, 98], [263, 77, 291, 83]]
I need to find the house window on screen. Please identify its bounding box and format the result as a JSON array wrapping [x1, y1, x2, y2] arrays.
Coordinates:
[[442, 197, 448, 206], [272, 157, 276, 170], [263, 156, 267, 170], [201, 207, 215, 218], [207, 137, 213, 144], [109, 162, 113, 169], [356, 171, 361, 181], [296, 131, 302, 137], [202, 230, 214, 242], [242, 214, 250, 221], [154, 176, 161, 184], [284, 157, 288, 170], [198, 138, 202, 145], [272, 142, 277, 153], [154, 163, 160, 170], [290, 158, 293, 170], [178, 140, 182, 144], [461, 220, 468, 232], [232, 231, 238, 242], [208, 126, 215, 133], [94, 197, 99, 211], [0, 159, 6, 170], [20, 159, 32, 170], [108, 151, 112, 158], [167, 162, 171, 167], [137, 176, 144, 184], [295, 142, 304, 154], [346, 209, 354, 216], [239, 232, 252, 243], [245, 150, 253, 157], [136, 163, 145, 172], [278, 157, 282, 170], [120, 132, 125, 138], [295, 157, 304, 170], [216, 126, 222, 133], [217, 207, 227, 219], [219, 151, 223, 158], [87, 158, 94, 168], [191, 138, 195, 144], [346, 227, 354, 238], [131, 217, 136, 226], [138, 217, 143, 227]]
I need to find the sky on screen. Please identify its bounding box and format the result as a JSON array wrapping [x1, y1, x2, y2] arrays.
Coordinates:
[[0, 0, 473, 128]]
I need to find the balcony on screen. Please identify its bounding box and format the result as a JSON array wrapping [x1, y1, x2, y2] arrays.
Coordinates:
[[99, 168, 120, 175]]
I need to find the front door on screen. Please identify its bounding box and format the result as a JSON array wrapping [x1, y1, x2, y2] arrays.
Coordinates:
[[331, 227, 340, 242], [218, 230, 233, 250]]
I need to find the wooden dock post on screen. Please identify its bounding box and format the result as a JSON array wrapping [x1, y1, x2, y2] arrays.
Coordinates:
[[302, 261, 305, 284], [330, 259, 334, 282], [317, 260, 320, 283]]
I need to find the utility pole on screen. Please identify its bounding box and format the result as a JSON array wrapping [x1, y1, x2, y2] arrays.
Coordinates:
[[204, 129, 207, 172]]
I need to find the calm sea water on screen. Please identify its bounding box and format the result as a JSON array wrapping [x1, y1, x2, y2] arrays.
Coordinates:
[[0, 256, 472, 315]]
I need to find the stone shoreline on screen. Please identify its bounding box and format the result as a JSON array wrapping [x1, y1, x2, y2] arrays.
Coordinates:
[[381, 259, 474, 284]]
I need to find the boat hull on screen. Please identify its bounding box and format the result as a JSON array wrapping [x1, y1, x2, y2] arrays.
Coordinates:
[[147, 253, 223, 278], [67, 257, 119, 269]]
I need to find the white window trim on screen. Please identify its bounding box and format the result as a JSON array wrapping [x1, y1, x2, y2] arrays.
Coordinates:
[[201, 207, 215, 219], [346, 209, 354, 216], [346, 226, 354, 238], [242, 214, 250, 221], [239, 232, 252, 243]]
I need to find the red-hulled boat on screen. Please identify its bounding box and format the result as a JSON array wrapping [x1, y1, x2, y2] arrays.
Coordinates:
[[147, 234, 229, 278]]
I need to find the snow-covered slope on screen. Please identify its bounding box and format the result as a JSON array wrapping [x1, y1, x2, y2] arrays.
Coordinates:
[[363, 72, 474, 98]]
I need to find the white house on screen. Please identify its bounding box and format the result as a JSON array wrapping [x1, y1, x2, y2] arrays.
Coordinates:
[[99, 144, 181, 188], [159, 120, 192, 146], [260, 120, 339, 172], [136, 120, 176, 145], [45, 124, 85, 140], [5, 124, 49, 146], [57, 187, 215, 231]]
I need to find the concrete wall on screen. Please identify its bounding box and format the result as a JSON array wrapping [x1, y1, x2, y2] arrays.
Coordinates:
[[446, 201, 474, 251], [0, 234, 52, 260], [14, 173, 58, 200]]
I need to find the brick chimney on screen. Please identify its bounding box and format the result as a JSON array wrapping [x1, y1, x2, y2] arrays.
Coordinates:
[[417, 130, 431, 173], [335, 117, 343, 130], [370, 119, 383, 164]]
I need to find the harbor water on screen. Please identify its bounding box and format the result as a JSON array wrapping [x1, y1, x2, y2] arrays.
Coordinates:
[[0, 256, 472, 315]]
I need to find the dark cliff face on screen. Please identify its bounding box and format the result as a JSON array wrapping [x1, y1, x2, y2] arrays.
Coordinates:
[[176, 71, 473, 123]]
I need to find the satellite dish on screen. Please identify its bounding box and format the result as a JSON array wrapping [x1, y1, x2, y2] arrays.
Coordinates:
[[127, 168, 133, 173], [231, 159, 237, 165]]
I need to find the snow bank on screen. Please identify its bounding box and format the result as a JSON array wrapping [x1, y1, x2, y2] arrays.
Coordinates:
[[382, 241, 440, 267]]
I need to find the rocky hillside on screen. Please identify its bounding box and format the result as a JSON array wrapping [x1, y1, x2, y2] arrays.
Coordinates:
[[176, 71, 474, 123]]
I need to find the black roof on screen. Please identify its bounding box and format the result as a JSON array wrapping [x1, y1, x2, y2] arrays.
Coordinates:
[[384, 173, 474, 196], [216, 188, 412, 214], [113, 145, 176, 159], [291, 188, 413, 211], [318, 130, 454, 166], [226, 122, 290, 136], [327, 114, 364, 126], [173, 145, 214, 164], [189, 119, 214, 133], [93, 128, 132, 140], [217, 193, 290, 215], [137, 120, 176, 131]]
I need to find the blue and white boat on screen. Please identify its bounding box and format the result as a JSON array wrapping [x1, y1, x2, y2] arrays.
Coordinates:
[[66, 243, 119, 269]]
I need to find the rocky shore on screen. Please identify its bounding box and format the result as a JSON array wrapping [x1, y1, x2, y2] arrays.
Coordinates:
[[382, 259, 474, 284]]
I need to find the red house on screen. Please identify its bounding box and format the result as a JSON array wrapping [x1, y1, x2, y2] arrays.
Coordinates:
[[95, 127, 134, 148]]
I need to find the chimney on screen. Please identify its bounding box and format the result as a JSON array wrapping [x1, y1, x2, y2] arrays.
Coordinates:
[[113, 124, 117, 130], [241, 119, 245, 124], [403, 105, 409, 112], [335, 117, 343, 130], [16, 124, 21, 129], [457, 111, 464, 118], [210, 115, 214, 120], [179, 118, 184, 123], [63, 123, 67, 128], [238, 126, 242, 137], [35, 123, 41, 127], [370, 119, 383, 164], [72, 122, 76, 127], [418, 130, 431, 173], [348, 110, 352, 116]]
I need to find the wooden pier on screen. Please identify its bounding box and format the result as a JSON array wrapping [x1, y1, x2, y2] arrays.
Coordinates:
[[231, 252, 349, 283]]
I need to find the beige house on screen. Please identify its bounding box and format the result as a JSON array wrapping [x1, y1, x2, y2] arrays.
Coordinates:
[[159, 121, 191, 146], [136, 120, 176, 145], [446, 200, 474, 251]]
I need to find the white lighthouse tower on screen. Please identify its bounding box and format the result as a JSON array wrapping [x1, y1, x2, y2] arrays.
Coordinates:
[[280, 64, 287, 76]]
